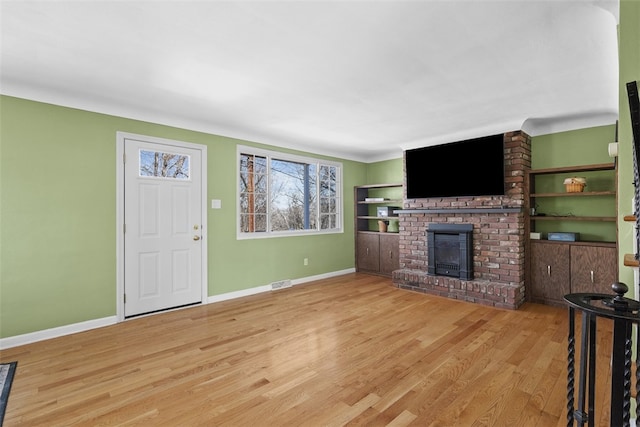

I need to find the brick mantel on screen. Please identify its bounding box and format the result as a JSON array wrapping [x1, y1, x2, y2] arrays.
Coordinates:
[[392, 131, 531, 309]]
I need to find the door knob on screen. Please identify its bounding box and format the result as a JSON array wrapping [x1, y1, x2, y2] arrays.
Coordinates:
[[193, 235, 201, 241]]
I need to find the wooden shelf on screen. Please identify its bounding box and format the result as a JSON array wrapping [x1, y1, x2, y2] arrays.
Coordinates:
[[357, 199, 403, 204], [357, 216, 400, 221], [357, 230, 400, 235], [355, 183, 403, 189], [528, 162, 616, 175], [531, 240, 616, 248], [530, 216, 616, 222], [530, 191, 616, 198], [624, 253, 639, 267]]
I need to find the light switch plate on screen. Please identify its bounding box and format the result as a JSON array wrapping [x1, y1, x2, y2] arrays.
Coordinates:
[[211, 199, 221, 209]]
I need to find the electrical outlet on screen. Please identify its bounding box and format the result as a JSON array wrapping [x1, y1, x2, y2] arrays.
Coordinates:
[[304, 258, 308, 266]]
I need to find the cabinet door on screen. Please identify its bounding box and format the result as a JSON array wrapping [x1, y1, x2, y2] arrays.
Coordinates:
[[530, 242, 571, 304], [357, 234, 380, 272], [570, 246, 617, 295], [379, 233, 399, 275]]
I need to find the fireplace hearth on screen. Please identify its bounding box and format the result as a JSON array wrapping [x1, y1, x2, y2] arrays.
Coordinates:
[[427, 223, 473, 280]]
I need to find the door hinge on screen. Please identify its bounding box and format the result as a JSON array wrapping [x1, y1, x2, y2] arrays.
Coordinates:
[[123, 224, 126, 234], [124, 293, 126, 304], [123, 153, 126, 164]]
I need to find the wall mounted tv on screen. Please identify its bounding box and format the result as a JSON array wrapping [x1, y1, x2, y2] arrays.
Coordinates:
[[405, 133, 505, 199]]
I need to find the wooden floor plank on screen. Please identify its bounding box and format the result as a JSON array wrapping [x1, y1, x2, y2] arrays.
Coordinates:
[[0, 273, 619, 426]]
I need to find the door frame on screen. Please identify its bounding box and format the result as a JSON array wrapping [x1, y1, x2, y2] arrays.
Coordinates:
[[116, 131, 208, 322]]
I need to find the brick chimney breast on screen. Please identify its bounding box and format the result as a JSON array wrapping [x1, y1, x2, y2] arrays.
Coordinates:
[[392, 131, 531, 309]]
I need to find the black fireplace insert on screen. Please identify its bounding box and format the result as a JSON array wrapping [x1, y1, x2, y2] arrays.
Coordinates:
[[427, 223, 473, 280]]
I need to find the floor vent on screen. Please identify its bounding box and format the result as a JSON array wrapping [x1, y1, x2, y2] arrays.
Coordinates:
[[271, 280, 292, 290]]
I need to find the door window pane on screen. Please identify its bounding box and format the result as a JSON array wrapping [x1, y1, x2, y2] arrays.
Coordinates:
[[140, 150, 190, 179]]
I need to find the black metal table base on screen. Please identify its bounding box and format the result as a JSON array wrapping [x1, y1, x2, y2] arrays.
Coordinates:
[[565, 284, 640, 427]]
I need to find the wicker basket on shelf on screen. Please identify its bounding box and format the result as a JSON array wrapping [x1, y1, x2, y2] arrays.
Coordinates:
[[563, 177, 586, 193]]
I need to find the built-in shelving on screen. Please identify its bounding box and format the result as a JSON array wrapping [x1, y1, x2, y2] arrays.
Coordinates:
[[526, 162, 617, 229], [525, 162, 618, 306], [355, 183, 403, 232], [355, 183, 402, 277]]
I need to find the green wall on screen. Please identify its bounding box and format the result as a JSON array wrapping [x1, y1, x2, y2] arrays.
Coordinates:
[[0, 96, 366, 338], [531, 126, 617, 169], [365, 157, 403, 185]]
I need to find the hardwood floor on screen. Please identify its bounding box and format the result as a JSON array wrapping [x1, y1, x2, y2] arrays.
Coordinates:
[[0, 273, 616, 426]]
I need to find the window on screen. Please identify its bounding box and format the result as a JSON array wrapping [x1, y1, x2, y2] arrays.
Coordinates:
[[238, 146, 342, 238], [139, 150, 190, 179]]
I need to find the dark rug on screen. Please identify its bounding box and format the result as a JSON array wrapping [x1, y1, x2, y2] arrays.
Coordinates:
[[0, 362, 17, 426]]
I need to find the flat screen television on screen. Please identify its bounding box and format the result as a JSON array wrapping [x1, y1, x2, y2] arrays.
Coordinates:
[[405, 133, 505, 199]]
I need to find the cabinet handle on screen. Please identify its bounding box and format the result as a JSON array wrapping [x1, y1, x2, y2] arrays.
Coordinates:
[[590, 270, 594, 283], [389, 251, 393, 259], [547, 265, 551, 276], [366, 247, 369, 256]]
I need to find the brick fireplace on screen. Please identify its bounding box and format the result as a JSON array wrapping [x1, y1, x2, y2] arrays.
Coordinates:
[[392, 131, 531, 309]]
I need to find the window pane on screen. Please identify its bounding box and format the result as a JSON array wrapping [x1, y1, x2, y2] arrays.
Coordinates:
[[319, 165, 336, 197], [320, 197, 337, 214], [320, 214, 337, 230], [240, 214, 267, 232], [254, 214, 267, 232], [254, 156, 267, 174], [240, 214, 250, 232], [140, 150, 190, 179], [255, 194, 267, 214], [319, 163, 338, 232], [240, 154, 268, 233], [271, 159, 316, 231], [254, 177, 266, 193]]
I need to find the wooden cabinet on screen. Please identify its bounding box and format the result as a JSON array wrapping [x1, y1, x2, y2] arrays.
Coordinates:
[[355, 183, 402, 277], [570, 245, 618, 294], [379, 233, 400, 275], [357, 233, 380, 272], [530, 241, 570, 305], [356, 233, 399, 276], [529, 240, 617, 306]]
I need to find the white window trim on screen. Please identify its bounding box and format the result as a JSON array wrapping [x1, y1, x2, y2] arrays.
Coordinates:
[[236, 145, 343, 240]]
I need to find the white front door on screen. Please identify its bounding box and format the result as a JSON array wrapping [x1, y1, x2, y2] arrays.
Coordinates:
[[122, 136, 205, 318]]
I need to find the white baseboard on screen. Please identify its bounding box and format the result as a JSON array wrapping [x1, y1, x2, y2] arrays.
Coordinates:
[[291, 268, 356, 285], [0, 316, 117, 350], [207, 284, 272, 303], [0, 269, 356, 350], [207, 268, 355, 304]]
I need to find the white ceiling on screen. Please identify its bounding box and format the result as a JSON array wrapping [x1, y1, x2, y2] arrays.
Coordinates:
[[0, 0, 620, 162]]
